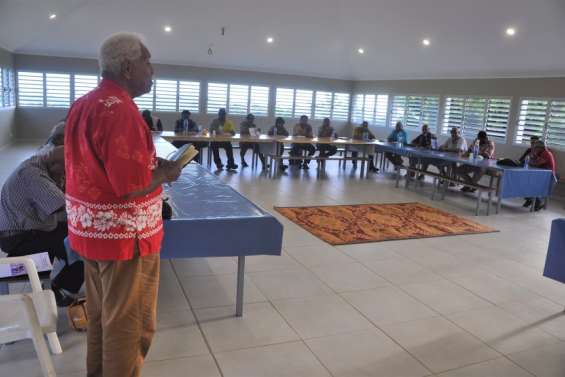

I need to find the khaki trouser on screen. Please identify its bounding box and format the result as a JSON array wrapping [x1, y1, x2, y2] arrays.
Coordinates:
[[84, 249, 160, 377]]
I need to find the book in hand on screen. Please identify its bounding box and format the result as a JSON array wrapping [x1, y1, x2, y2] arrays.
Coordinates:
[[169, 144, 199, 168]]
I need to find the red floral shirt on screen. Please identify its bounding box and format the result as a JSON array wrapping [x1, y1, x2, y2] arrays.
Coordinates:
[[65, 79, 163, 260]]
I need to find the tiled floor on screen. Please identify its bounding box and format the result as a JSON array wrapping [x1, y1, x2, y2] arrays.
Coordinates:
[[2, 142, 565, 376]]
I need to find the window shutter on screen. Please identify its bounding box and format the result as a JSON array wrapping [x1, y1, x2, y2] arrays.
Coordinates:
[[332, 93, 350, 121], [352, 94, 364, 124], [73, 74, 98, 101], [389, 96, 407, 127], [207, 83, 228, 114], [154, 79, 178, 112], [405, 96, 423, 130], [294, 89, 313, 118], [461, 98, 487, 138], [0, 68, 3, 107], [133, 81, 154, 110], [515, 99, 548, 144], [17, 72, 44, 107], [442, 97, 465, 134], [363, 95, 376, 125], [314, 91, 332, 119], [249, 86, 269, 116], [485, 98, 511, 140], [374, 95, 389, 127], [391, 95, 439, 131], [45, 73, 70, 108], [178, 81, 200, 113], [546, 100, 565, 148], [275, 88, 294, 118], [228, 84, 249, 115], [421, 96, 439, 129]]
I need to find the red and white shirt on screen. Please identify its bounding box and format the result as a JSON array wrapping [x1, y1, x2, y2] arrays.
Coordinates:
[[65, 79, 163, 260]]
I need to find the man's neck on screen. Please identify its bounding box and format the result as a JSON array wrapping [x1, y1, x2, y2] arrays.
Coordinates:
[[102, 73, 134, 97]]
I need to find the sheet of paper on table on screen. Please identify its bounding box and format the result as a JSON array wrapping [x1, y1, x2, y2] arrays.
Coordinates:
[[0, 252, 52, 278]]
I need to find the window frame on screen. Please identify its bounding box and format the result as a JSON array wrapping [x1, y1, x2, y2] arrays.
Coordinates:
[[389, 93, 440, 132]]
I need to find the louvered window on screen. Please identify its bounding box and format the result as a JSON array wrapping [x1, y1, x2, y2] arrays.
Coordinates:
[[133, 81, 155, 110], [17, 72, 44, 107], [207, 83, 228, 113], [0, 68, 3, 107], [352, 94, 389, 126], [444, 97, 511, 140], [228, 84, 249, 115], [294, 89, 313, 118], [178, 81, 200, 113], [73, 74, 98, 101], [390, 95, 439, 131], [5, 69, 15, 107], [314, 91, 332, 119], [275, 88, 294, 118], [516, 99, 565, 148], [249, 86, 269, 116], [155, 79, 178, 111], [332, 93, 350, 121]]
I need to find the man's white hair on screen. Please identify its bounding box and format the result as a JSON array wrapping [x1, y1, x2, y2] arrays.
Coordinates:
[[98, 32, 147, 75]]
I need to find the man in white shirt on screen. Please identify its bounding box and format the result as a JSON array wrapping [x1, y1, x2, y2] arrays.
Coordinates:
[[433, 127, 468, 178]]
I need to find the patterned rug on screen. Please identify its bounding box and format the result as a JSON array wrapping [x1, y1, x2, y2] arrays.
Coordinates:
[[275, 202, 497, 245]]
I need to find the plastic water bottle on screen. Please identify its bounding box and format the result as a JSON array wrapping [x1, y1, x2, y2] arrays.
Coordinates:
[[431, 139, 438, 150], [472, 141, 479, 159], [524, 155, 530, 169], [211, 130, 216, 137], [362, 130, 368, 141]]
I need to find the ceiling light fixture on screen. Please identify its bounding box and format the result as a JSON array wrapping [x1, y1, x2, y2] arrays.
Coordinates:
[[266, 37, 274, 44], [357, 48, 365, 54], [49, 13, 57, 20], [506, 27, 516, 36], [164, 25, 172, 33], [422, 39, 431, 46]]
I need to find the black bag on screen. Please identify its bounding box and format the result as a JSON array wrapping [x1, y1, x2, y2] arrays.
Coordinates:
[[162, 198, 173, 220], [497, 158, 521, 167]]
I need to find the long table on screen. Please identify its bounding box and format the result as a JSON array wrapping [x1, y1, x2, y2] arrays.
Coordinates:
[[158, 131, 377, 177], [374, 142, 555, 214], [154, 137, 283, 316]]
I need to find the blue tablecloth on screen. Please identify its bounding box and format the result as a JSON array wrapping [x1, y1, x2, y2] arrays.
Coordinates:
[[544, 219, 565, 284]]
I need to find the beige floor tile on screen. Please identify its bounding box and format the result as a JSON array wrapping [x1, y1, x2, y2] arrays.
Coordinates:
[[146, 325, 209, 361], [284, 243, 355, 267], [508, 341, 565, 377], [435, 357, 533, 377], [272, 294, 374, 339], [242, 253, 302, 273], [248, 268, 333, 300], [310, 262, 390, 292], [195, 302, 299, 352], [215, 341, 331, 377], [179, 274, 267, 309], [171, 257, 237, 277], [380, 317, 500, 374], [498, 298, 565, 340], [306, 329, 431, 377], [142, 355, 221, 377], [400, 279, 492, 315], [336, 242, 401, 262], [341, 286, 437, 326], [447, 306, 560, 354], [362, 258, 444, 285]]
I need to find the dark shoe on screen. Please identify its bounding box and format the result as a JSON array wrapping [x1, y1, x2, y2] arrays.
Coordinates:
[[417, 174, 425, 180], [241, 161, 249, 168], [279, 164, 288, 171], [523, 199, 533, 208], [226, 164, 238, 171], [51, 282, 75, 307], [369, 166, 379, 173], [302, 163, 310, 170], [534, 199, 545, 212], [461, 186, 471, 192], [215, 163, 224, 170]]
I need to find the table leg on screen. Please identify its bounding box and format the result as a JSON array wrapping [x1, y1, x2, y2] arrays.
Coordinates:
[[475, 191, 482, 216], [0, 282, 8, 295], [236, 255, 245, 317], [207, 147, 212, 169], [360, 149, 366, 178], [496, 175, 502, 214]]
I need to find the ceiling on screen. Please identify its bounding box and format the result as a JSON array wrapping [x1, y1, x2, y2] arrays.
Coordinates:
[[1, 0, 565, 80]]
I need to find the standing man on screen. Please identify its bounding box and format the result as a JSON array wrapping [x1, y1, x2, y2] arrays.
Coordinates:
[[290, 115, 315, 169], [65, 33, 182, 377], [317, 117, 338, 158], [209, 108, 238, 171]]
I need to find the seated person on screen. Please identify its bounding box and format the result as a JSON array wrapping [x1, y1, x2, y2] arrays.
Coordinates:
[[209, 108, 238, 171], [37, 120, 66, 155], [524, 141, 556, 211], [518, 135, 540, 166], [351, 121, 378, 173], [239, 113, 266, 169], [433, 126, 468, 177], [0, 146, 83, 306], [408, 124, 436, 179], [457, 131, 496, 192], [141, 109, 163, 131], [173, 110, 205, 162], [386, 121, 408, 168], [290, 115, 316, 169], [317, 118, 338, 158], [267, 117, 289, 171]]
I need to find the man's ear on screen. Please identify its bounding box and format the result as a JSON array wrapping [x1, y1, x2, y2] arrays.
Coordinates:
[[122, 60, 132, 80]]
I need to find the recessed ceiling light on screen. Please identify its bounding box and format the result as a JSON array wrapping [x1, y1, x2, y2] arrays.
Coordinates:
[[49, 13, 57, 20], [357, 48, 365, 54], [164, 25, 172, 33], [422, 39, 431, 46], [266, 36, 274, 44], [506, 27, 516, 36]]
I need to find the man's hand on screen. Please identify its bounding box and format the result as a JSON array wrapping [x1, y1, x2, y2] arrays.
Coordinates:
[[155, 159, 182, 184]]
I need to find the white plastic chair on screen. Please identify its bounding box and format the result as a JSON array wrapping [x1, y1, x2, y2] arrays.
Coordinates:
[[0, 256, 62, 377]]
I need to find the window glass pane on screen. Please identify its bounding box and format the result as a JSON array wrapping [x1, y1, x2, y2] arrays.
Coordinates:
[[389, 96, 407, 127], [374, 95, 389, 127], [332, 93, 350, 121], [178, 81, 200, 113], [442, 97, 464, 134], [314, 91, 332, 119], [249, 86, 269, 116], [515, 99, 548, 144], [546, 101, 565, 148], [485, 98, 511, 140], [228, 84, 249, 115], [17, 71, 44, 107], [73, 74, 98, 101], [155, 79, 178, 111], [352, 94, 364, 124], [207, 83, 228, 113], [45, 73, 70, 108], [363, 95, 376, 124], [294, 89, 313, 118], [0, 68, 3, 107], [275, 88, 294, 118], [421, 96, 439, 129]]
